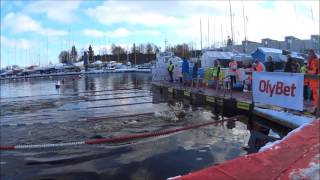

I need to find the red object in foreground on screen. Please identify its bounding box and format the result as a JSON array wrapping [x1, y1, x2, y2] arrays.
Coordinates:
[[179, 119, 320, 180]]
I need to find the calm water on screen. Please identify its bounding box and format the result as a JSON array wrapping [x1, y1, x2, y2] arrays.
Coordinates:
[[0, 73, 286, 180]]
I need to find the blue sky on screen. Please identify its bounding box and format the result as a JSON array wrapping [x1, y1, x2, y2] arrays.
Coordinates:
[[1, 0, 319, 67]]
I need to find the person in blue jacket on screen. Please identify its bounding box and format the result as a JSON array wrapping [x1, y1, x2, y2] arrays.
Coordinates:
[[182, 58, 189, 85]]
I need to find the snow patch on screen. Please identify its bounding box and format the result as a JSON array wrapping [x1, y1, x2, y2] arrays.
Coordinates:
[[289, 154, 320, 180], [254, 107, 315, 127], [167, 175, 181, 180], [259, 123, 312, 152]]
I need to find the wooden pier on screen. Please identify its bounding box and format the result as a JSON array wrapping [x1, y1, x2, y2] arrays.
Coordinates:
[[152, 81, 316, 128]]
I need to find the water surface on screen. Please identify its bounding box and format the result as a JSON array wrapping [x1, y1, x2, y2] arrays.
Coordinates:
[[0, 73, 286, 180]]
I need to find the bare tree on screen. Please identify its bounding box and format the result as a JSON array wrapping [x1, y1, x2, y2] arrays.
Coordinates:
[[173, 44, 190, 58], [146, 43, 153, 54], [138, 44, 145, 54], [88, 45, 94, 63], [111, 44, 126, 55], [58, 51, 70, 64], [71, 46, 78, 62], [131, 43, 137, 53]]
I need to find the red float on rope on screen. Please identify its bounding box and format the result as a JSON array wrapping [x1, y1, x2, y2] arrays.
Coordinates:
[[0, 146, 15, 150], [0, 117, 239, 151]]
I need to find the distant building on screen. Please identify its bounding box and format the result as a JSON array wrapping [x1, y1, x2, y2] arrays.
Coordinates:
[[242, 40, 263, 53], [226, 35, 320, 54]]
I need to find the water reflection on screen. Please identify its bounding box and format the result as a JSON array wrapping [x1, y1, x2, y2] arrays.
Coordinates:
[[84, 75, 96, 91], [244, 119, 281, 154]]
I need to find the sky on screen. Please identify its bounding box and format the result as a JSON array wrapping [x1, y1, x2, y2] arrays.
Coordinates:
[[0, 0, 319, 68]]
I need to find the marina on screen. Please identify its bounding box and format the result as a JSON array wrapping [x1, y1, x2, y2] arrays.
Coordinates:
[[1, 0, 319, 179]]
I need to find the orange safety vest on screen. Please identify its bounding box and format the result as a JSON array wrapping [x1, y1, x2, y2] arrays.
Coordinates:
[[308, 57, 319, 108], [256, 63, 264, 72], [308, 58, 319, 75], [308, 57, 319, 88]]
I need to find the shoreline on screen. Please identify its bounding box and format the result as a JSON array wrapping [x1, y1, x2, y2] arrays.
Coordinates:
[[0, 69, 151, 81]]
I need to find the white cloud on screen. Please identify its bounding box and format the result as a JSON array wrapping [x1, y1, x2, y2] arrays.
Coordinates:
[[85, 0, 319, 47], [85, 1, 182, 27], [2, 13, 67, 36], [105, 28, 130, 38], [83, 29, 104, 38], [0, 36, 32, 49], [82, 28, 160, 38], [134, 30, 160, 36], [24, 1, 81, 23]]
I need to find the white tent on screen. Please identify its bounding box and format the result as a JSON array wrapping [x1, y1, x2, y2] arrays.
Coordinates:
[[201, 51, 234, 69], [152, 54, 182, 82]]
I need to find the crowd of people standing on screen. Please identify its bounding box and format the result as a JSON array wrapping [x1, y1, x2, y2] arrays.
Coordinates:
[[166, 49, 319, 114]]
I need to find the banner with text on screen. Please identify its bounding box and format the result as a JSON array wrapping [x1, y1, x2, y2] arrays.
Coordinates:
[[252, 72, 304, 111]]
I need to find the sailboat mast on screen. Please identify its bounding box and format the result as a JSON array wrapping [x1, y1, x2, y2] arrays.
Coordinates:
[[242, 0, 247, 52], [134, 42, 137, 66], [200, 18, 203, 50], [242, 0, 247, 41], [228, 0, 234, 46], [46, 34, 49, 65], [14, 44, 16, 66], [207, 17, 210, 48], [221, 24, 223, 47], [213, 17, 216, 48]]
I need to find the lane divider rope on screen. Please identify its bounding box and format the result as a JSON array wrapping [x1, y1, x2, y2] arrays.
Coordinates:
[[1, 112, 155, 127], [0, 87, 147, 100], [2, 90, 150, 104], [0, 116, 240, 151]]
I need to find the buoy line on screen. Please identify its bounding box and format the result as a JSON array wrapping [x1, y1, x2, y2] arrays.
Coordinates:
[[0, 117, 240, 151]]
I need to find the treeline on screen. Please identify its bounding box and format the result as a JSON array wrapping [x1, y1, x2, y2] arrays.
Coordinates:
[[58, 43, 200, 65]]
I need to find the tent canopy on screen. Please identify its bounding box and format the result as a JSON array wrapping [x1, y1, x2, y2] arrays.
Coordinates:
[[203, 51, 234, 60], [251, 47, 305, 62], [201, 51, 234, 68], [251, 47, 283, 62]]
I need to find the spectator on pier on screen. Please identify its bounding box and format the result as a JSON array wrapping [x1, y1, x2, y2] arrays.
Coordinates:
[[243, 63, 253, 92], [192, 61, 200, 88], [192, 61, 199, 79], [212, 60, 221, 89], [301, 61, 312, 101], [292, 60, 301, 73], [300, 61, 308, 73], [228, 59, 238, 89], [167, 61, 174, 83], [182, 58, 189, 86], [253, 60, 265, 72], [307, 49, 319, 114], [265, 56, 275, 72], [284, 55, 294, 73]]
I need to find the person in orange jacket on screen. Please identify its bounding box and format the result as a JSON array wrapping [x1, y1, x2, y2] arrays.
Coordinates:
[[253, 60, 265, 72], [307, 50, 319, 113]]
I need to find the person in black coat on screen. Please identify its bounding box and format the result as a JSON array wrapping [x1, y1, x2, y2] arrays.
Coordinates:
[[192, 61, 198, 78], [284, 55, 294, 72], [265, 56, 275, 72]]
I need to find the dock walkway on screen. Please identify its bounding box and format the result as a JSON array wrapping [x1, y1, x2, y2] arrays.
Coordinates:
[[152, 81, 316, 128]]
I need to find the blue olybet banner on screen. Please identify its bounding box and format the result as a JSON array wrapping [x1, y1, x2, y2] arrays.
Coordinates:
[[252, 72, 304, 111]]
